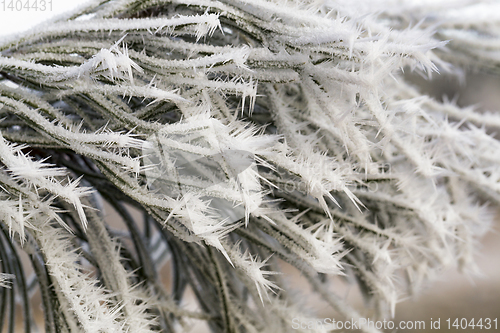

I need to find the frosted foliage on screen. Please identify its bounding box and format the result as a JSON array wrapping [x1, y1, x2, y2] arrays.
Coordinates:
[[0, 0, 499, 332]]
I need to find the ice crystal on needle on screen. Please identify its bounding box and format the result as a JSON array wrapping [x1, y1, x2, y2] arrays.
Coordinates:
[[0, 0, 499, 332]]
